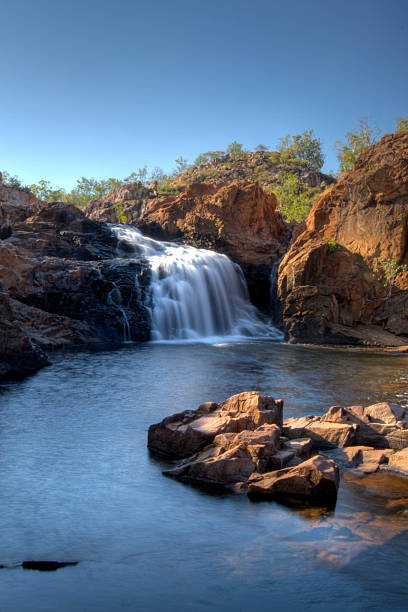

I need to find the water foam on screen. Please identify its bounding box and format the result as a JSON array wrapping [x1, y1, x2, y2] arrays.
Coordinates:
[[112, 225, 283, 343]]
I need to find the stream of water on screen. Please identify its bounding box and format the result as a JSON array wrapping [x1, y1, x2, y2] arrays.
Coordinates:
[[0, 341, 407, 611]]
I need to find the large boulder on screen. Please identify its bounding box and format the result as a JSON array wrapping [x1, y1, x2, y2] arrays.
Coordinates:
[[278, 130, 408, 345], [247, 455, 340, 505], [148, 391, 284, 459]]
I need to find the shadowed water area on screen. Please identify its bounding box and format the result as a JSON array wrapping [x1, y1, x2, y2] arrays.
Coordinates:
[[0, 341, 408, 611]]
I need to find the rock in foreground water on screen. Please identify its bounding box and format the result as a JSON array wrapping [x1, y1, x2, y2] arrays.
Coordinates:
[[247, 455, 340, 505], [149, 393, 408, 507], [148, 391, 284, 459]]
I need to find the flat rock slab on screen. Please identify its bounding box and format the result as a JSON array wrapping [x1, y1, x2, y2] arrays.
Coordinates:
[[322, 446, 393, 473], [247, 455, 340, 506]]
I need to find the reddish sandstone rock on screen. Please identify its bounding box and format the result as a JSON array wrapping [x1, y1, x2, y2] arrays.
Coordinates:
[[278, 131, 408, 345], [148, 391, 284, 459], [387, 447, 408, 476], [137, 182, 289, 267], [320, 403, 408, 450], [283, 402, 408, 451], [164, 424, 281, 486], [283, 415, 357, 448], [322, 446, 393, 473], [247, 455, 340, 505]]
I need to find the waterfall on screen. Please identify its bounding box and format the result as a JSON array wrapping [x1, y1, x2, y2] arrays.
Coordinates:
[[112, 225, 283, 343]]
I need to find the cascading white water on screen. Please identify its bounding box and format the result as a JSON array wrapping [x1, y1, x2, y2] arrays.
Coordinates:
[[112, 225, 283, 342]]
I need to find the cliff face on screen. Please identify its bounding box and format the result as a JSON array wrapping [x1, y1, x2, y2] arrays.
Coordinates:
[[278, 131, 408, 346], [0, 189, 151, 380]]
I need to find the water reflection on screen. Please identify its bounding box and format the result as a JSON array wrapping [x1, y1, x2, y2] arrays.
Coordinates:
[[0, 341, 407, 611]]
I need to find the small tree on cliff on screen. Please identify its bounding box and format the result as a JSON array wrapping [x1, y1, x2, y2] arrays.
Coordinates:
[[274, 172, 321, 222], [396, 116, 408, 132], [373, 258, 408, 300], [277, 130, 324, 170], [335, 118, 381, 173], [226, 141, 244, 157]]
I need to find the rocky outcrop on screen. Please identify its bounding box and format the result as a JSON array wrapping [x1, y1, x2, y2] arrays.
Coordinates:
[[284, 402, 408, 450], [148, 392, 408, 506], [0, 185, 44, 238], [278, 130, 408, 345], [137, 182, 290, 267], [0, 194, 151, 380], [148, 391, 284, 459], [84, 182, 156, 225]]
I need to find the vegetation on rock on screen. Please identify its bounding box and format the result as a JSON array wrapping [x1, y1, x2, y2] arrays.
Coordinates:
[[335, 118, 381, 173], [373, 258, 408, 300]]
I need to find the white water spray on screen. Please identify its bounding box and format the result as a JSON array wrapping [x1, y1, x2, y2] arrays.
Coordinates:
[[112, 225, 283, 342]]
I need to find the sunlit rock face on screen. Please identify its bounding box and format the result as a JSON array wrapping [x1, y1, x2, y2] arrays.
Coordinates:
[[284, 402, 408, 450], [278, 130, 408, 346], [148, 393, 408, 507], [0, 184, 44, 237], [148, 392, 284, 460]]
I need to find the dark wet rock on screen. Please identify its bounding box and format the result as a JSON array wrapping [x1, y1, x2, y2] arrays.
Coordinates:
[[21, 561, 78, 571], [247, 455, 340, 505], [0, 292, 49, 380], [0, 194, 152, 380]]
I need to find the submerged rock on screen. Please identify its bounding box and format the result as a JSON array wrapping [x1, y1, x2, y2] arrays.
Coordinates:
[[21, 561, 78, 571]]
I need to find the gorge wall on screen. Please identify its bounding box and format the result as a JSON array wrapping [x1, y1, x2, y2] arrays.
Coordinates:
[[278, 130, 408, 346], [2, 129, 408, 380]]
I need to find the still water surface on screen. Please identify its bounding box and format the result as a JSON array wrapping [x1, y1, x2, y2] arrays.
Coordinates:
[[0, 341, 408, 611]]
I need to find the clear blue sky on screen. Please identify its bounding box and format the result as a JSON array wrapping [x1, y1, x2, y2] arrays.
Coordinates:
[[2, 0, 407, 189]]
